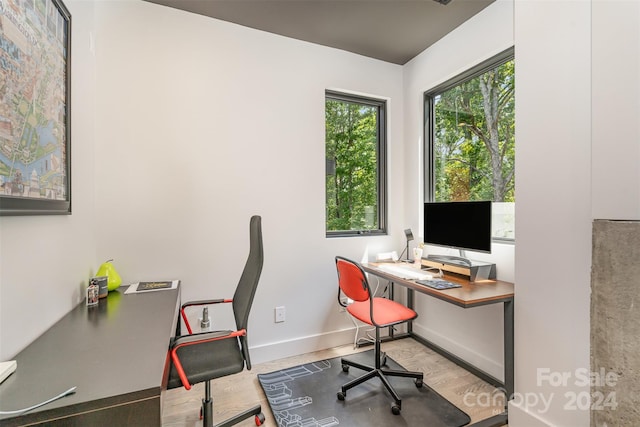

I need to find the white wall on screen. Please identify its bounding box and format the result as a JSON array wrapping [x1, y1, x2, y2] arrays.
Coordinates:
[[91, 0, 405, 363], [402, 0, 515, 381], [512, 0, 592, 423], [592, 0, 640, 221], [509, 0, 632, 426], [0, 0, 97, 360]]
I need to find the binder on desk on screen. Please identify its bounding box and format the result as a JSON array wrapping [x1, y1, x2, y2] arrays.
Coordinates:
[[138, 281, 172, 291], [125, 280, 179, 294]]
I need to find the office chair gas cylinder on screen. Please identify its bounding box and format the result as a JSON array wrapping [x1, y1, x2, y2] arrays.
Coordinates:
[[168, 215, 265, 427], [335, 256, 424, 415]]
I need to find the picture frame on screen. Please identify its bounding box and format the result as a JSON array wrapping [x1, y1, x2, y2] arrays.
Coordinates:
[[0, 0, 71, 215]]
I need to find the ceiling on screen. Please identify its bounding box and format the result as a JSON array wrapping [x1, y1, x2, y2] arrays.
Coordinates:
[[143, 0, 495, 65]]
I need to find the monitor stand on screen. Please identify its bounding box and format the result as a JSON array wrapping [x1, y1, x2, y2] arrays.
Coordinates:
[[424, 251, 496, 282], [427, 250, 473, 267]]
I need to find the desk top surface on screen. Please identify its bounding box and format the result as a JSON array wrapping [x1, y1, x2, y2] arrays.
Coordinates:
[[0, 284, 180, 424], [363, 262, 514, 308]]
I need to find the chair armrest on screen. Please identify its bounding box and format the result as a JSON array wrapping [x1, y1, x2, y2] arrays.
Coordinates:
[[181, 299, 231, 310], [170, 329, 246, 390], [172, 330, 234, 346], [180, 299, 233, 334]]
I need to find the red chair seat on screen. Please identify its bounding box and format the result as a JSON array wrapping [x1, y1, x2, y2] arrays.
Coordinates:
[[347, 298, 417, 326]]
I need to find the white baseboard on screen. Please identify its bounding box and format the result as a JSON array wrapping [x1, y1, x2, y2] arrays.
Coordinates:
[[507, 401, 554, 427], [248, 322, 497, 379], [411, 322, 504, 381], [249, 328, 357, 365]]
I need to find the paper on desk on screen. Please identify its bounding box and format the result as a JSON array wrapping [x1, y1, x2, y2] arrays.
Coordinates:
[[124, 279, 179, 294]]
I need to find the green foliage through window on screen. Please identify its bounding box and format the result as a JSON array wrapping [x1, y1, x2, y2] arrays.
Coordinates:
[[426, 50, 515, 240], [325, 91, 386, 235]]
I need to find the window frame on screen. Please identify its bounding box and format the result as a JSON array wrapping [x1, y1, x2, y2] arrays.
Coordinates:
[[325, 90, 387, 237], [423, 48, 515, 242]]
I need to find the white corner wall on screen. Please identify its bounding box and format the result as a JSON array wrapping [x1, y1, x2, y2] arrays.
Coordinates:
[[0, 0, 97, 360]]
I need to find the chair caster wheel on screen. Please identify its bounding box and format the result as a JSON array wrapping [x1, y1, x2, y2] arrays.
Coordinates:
[[415, 378, 423, 388], [337, 391, 346, 401], [255, 412, 265, 426], [391, 404, 401, 415], [342, 364, 349, 372]]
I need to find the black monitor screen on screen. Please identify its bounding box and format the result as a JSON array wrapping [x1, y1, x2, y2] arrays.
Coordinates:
[[424, 201, 492, 253]]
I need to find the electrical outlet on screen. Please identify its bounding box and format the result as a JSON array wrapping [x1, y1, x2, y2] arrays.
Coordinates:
[[275, 306, 286, 323]]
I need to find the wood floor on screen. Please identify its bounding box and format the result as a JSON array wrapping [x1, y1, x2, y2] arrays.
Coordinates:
[[162, 338, 507, 426]]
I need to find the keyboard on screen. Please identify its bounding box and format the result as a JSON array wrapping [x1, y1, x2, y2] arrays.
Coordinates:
[[416, 279, 462, 290], [376, 263, 433, 281]]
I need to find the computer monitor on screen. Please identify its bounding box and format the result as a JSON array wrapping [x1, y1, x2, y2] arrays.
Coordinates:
[[423, 201, 492, 257]]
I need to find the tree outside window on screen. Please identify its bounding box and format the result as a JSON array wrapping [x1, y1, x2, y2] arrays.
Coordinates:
[[426, 50, 515, 240], [326, 91, 386, 236]]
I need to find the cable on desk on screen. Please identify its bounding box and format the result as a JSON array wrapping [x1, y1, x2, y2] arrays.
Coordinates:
[[0, 386, 77, 415]]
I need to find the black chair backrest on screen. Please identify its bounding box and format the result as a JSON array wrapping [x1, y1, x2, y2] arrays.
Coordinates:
[[232, 215, 263, 370]]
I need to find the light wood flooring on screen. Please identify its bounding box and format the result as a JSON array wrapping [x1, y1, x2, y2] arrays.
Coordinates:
[[162, 338, 507, 426]]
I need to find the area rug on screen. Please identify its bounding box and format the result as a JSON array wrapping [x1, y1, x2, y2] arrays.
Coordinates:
[[257, 350, 471, 427]]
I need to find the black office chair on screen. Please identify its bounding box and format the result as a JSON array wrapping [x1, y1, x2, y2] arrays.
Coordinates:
[[335, 256, 424, 415], [168, 215, 265, 427]]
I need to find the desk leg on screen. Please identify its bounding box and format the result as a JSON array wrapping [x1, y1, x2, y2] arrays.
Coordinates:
[[466, 298, 514, 427], [407, 288, 414, 335], [390, 282, 414, 336], [389, 282, 395, 339], [504, 298, 514, 405]]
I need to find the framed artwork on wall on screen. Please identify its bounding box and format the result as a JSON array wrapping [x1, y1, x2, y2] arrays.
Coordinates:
[[0, 0, 71, 216]]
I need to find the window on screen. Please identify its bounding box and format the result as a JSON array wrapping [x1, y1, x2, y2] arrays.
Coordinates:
[[425, 49, 515, 241], [325, 91, 387, 236]]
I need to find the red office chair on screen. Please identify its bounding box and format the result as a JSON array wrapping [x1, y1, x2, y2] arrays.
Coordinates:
[[335, 256, 424, 415], [168, 215, 265, 427]]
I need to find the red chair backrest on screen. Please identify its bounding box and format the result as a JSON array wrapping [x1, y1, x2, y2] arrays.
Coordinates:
[[336, 257, 371, 302]]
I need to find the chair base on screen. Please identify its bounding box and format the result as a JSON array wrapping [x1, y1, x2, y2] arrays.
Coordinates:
[[337, 355, 424, 415], [201, 380, 265, 427]]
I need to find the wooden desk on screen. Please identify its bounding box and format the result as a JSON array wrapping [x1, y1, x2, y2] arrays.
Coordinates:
[[362, 262, 514, 427], [0, 284, 180, 427]]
